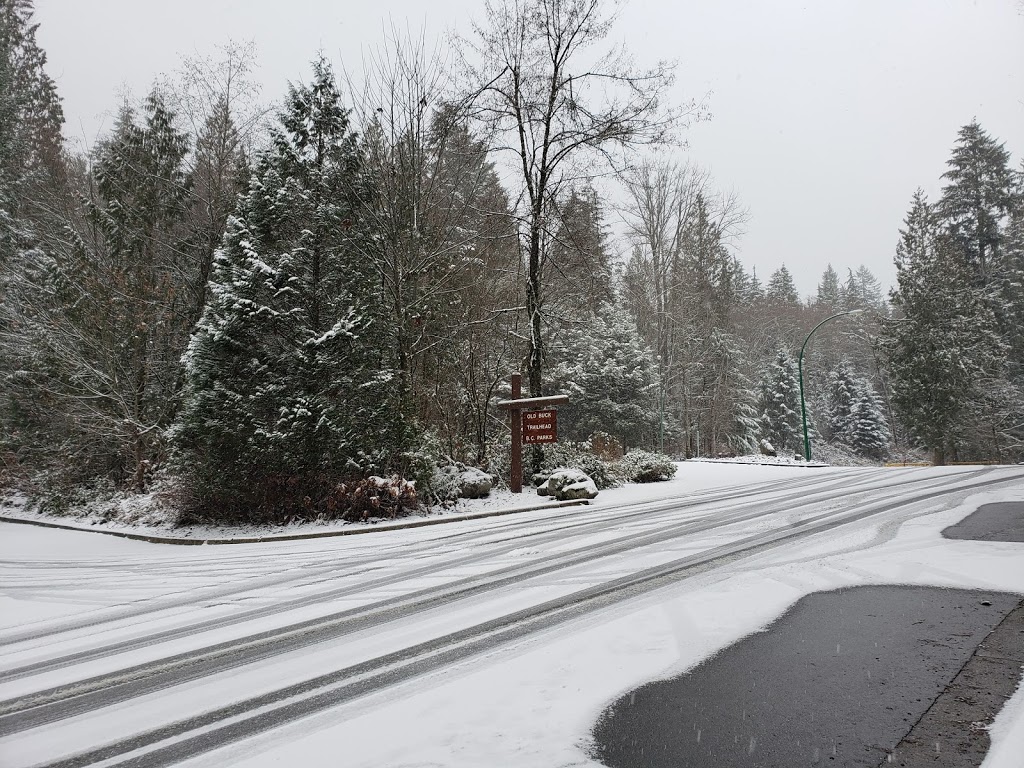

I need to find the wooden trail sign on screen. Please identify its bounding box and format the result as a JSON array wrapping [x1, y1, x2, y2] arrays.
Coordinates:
[[522, 409, 557, 444], [496, 373, 568, 493]]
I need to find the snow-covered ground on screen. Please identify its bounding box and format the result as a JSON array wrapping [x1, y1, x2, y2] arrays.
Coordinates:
[[1, 463, 1023, 768], [0, 459, 815, 541]]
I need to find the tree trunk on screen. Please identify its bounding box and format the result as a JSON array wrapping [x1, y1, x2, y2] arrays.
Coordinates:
[[526, 219, 543, 398]]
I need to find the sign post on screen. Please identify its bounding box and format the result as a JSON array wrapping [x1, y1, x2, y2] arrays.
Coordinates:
[[496, 373, 568, 493]]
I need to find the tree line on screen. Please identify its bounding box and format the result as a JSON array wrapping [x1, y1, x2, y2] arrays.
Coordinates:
[[1, 0, 1021, 522]]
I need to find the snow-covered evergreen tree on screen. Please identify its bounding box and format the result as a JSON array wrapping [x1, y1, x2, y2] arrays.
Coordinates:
[[0, 0, 67, 478], [821, 359, 889, 458], [997, 187, 1024, 381], [847, 384, 889, 459], [757, 347, 803, 454], [172, 58, 401, 519], [706, 329, 760, 454], [815, 265, 841, 310], [883, 190, 1005, 464], [0, 0, 63, 254], [841, 265, 885, 310], [548, 186, 614, 317], [937, 120, 1015, 286], [765, 265, 800, 307], [3, 90, 192, 491], [547, 304, 658, 449], [824, 360, 858, 440]]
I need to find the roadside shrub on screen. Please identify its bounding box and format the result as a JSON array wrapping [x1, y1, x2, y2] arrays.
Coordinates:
[[327, 476, 418, 521], [398, 430, 452, 503], [484, 431, 512, 488], [618, 450, 677, 483], [535, 441, 622, 490], [177, 472, 419, 526]]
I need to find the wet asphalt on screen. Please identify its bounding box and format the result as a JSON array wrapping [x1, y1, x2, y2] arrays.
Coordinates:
[[942, 501, 1024, 542], [591, 586, 1023, 768]]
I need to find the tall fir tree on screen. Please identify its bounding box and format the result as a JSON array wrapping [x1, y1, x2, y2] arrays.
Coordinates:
[[547, 303, 658, 449], [0, 0, 63, 253], [815, 265, 841, 310], [998, 181, 1024, 381], [765, 265, 800, 307], [937, 120, 1015, 286], [841, 265, 885, 310], [883, 190, 1005, 464], [547, 186, 615, 319], [185, 97, 250, 323], [0, 0, 67, 481], [4, 91, 192, 492], [823, 360, 858, 440], [172, 58, 401, 520], [757, 347, 803, 454], [847, 382, 889, 459]]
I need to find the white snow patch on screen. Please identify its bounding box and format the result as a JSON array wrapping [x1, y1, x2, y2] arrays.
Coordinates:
[[983, 673, 1024, 768]]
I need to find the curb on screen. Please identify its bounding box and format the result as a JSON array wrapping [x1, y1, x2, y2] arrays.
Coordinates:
[[0, 498, 590, 546]]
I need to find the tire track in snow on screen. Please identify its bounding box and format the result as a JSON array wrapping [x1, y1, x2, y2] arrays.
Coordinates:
[[0, 468, 872, 652], [0, 468, 993, 736], [0, 469, 890, 682]]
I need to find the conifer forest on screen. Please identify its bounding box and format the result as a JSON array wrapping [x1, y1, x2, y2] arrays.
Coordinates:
[[2, 0, 1023, 524]]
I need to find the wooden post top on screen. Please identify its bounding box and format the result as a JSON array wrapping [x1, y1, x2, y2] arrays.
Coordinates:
[[496, 394, 569, 410]]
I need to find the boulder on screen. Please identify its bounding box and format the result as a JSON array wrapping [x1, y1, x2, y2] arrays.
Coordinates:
[[539, 467, 599, 500], [457, 467, 493, 499], [433, 464, 493, 500]]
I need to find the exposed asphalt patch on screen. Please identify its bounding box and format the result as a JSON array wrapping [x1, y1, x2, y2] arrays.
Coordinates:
[[942, 502, 1024, 542], [887, 601, 1024, 767], [591, 586, 1023, 768]]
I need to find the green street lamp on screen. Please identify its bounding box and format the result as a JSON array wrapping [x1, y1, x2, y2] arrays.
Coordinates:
[[798, 309, 865, 462]]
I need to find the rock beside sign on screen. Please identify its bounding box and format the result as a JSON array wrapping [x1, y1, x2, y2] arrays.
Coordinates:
[[456, 467, 494, 498], [537, 467, 599, 500], [434, 464, 494, 499]]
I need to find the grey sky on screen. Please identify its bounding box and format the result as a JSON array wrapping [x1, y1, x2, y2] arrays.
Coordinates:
[[34, 0, 1024, 298]]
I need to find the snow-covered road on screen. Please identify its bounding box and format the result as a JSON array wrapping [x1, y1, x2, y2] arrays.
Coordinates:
[[2, 463, 1023, 767]]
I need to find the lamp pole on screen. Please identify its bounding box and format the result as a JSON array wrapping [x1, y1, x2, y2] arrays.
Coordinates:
[[798, 309, 865, 462]]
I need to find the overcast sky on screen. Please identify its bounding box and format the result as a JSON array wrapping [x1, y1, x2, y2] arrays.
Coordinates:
[[34, 0, 1024, 298]]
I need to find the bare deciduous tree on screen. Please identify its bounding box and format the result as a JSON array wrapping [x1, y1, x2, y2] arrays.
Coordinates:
[[159, 41, 266, 321], [347, 29, 521, 458], [621, 158, 748, 454], [458, 0, 697, 397]]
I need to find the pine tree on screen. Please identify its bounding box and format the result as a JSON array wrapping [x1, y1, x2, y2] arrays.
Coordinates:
[[758, 348, 803, 454], [548, 186, 614, 317], [842, 265, 885, 310], [937, 120, 1015, 285], [998, 186, 1024, 381], [547, 304, 658, 448], [0, 0, 63, 251], [0, 0, 67, 479], [172, 58, 400, 520], [847, 382, 889, 459], [883, 190, 1005, 464], [824, 360, 858, 440], [816, 265, 841, 310], [733, 261, 763, 306], [765, 265, 800, 306], [705, 329, 760, 455], [4, 91, 192, 492], [185, 97, 249, 322]]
